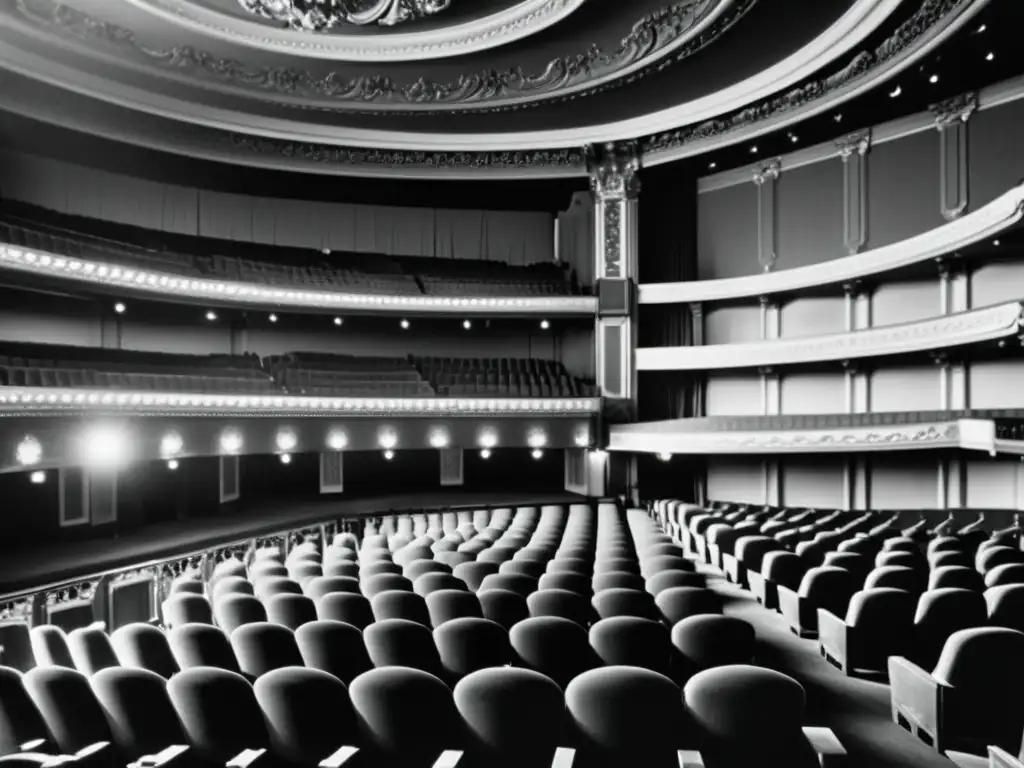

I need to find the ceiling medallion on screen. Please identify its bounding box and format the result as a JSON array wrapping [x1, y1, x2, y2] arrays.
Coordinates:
[[237, 0, 452, 30]]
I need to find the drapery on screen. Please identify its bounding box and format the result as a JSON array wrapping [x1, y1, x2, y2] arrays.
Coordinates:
[[556, 190, 595, 288], [0, 151, 554, 264]]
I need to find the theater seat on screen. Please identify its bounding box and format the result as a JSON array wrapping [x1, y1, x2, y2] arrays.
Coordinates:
[[167, 624, 241, 674], [911, 589, 988, 670], [110, 625, 178, 680], [294, 620, 372, 685], [452, 562, 498, 593], [478, 589, 529, 630], [985, 563, 1024, 588], [425, 590, 483, 628], [655, 587, 723, 626], [509, 616, 597, 691], [645, 571, 705, 596], [304, 576, 361, 602], [66, 627, 119, 676], [592, 588, 658, 621], [364, 619, 443, 676], [538, 572, 592, 596], [89, 667, 186, 759], [889, 627, 1024, 753], [214, 594, 267, 634], [434, 617, 514, 681], [161, 594, 213, 629], [527, 589, 594, 627], [0, 667, 51, 756], [23, 667, 113, 755], [230, 622, 304, 678], [670, 615, 756, 678], [371, 591, 431, 627], [264, 594, 317, 631], [817, 588, 915, 677], [986, 584, 1024, 632], [317, 593, 374, 630], [753, 551, 804, 611], [928, 566, 983, 592], [589, 617, 672, 675], [29, 627, 73, 670], [778, 567, 855, 639], [413, 573, 468, 597], [405, 560, 451, 583]]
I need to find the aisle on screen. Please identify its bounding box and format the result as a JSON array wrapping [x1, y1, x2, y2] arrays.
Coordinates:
[[700, 567, 956, 768]]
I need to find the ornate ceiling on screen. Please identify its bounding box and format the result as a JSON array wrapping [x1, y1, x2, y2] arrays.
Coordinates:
[[0, 0, 992, 178]]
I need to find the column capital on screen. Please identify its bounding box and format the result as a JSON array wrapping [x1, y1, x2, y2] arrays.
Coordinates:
[[752, 159, 781, 186], [930, 92, 978, 128], [587, 141, 641, 200], [836, 129, 871, 160]]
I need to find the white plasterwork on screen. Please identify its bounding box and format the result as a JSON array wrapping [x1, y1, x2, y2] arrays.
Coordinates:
[[636, 301, 1024, 371], [639, 183, 1024, 305], [119, 0, 587, 62], [0, 243, 598, 315], [0, 0, 895, 150]]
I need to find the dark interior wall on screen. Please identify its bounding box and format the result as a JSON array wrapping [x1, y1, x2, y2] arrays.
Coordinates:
[[637, 164, 698, 284], [693, 95, 1024, 281]]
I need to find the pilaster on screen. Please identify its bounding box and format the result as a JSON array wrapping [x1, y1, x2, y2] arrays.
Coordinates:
[[836, 130, 871, 254], [931, 93, 977, 222], [753, 160, 781, 272]]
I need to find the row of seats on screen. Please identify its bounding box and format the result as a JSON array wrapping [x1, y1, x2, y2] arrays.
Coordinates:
[[413, 356, 596, 398], [656, 499, 1024, 766], [0, 501, 846, 768], [0, 218, 577, 298]]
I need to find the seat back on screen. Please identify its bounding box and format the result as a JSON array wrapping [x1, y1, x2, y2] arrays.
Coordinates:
[[23, 666, 112, 754], [90, 667, 185, 758]]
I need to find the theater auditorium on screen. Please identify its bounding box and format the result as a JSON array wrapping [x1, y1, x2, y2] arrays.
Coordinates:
[[0, 0, 1022, 766]]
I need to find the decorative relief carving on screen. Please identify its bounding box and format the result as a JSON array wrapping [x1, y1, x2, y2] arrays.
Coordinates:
[[589, 142, 640, 280], [752, 160, 780, 186], [603, 204, 623, 278], [930, 92, 978, 126], [237, 0, 454, 31], [16, 0, 743, 110], [0, 597, 34, 623], [641, 0, 969, 156], [835, 129, 871, 159], [45, 579, 98, 607], [111, 566, 156, 585]]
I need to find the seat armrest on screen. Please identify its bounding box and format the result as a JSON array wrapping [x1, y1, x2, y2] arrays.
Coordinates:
[[21, 739, 49, 752], [803, 726, 846, 767], [226, 749, 267, 768], [131, 746, 191, 768], [432, 750, 463, 768], [816, 609, 849, 665], [887, 656, 944, 734], [551, 747, 575, 768], [318, 746, 359, 768], [989, 746, 1024, 768], [677, 750, 705, 768], [944, 750, 989, 768]]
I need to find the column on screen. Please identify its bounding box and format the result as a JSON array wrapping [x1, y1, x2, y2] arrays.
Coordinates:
[[836, 129, 871, 254], [589, 141, 640, 403], [320, 451, 344, 494], [930, 93, 977, 221], [753, 160, 781, 272], [843, 281, 872, 509]]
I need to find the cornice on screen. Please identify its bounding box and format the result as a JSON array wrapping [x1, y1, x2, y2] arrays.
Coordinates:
[[122, 0, 586, 62], [637, 301, 1024, 372], [0, 242, 598, 315], [639, 182, 1024, 305], [13, 0, 744, 112], [0, 388, 602, 417]]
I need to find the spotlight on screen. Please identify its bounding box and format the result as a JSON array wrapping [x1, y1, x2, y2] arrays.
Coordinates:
[[160, 431, 183, 458], [279, 453, 292, 465], [16, 435, 42, 467], [30, 470, 46, 484], [531, 449, 544, 460], [81, 424, 129, 468], [206, 311, 217, 321], [378, 430, 398, 450], [977, 23, 986, 32], [833, 113, 843, 123], [269, 313, 278, 323], [540, 319, 550, 330], [479, 430, 498, 449], [462, 320, 472, 330], [220, 429, 243, 454], [480, 449, 492, 459], [383, 450, 395, 461], [929, 74, 939, 84], [789, 134, 798, 144], [986, 52, 994, 61], [749, 145, 758, 154], [326, 430, 348, 451], [114, 302, 126, 315], [429, 429, 450, 449], [657, 452, 673, 462], [276, 430, 298, 453], [574, 433, 589, 448], [527, 430, 548, 449], [400, 319, 410, 330], [994, 239, 1001, 247], [167, 459, 179, 471], [708, 162, 717, 170], [889, 85, 902, 98], [334, 317, 343, 326]]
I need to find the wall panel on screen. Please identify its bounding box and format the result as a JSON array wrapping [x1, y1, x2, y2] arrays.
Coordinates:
[[774, 159, 845, 270], [968, 98, 1024, 210], [871, 454, 941, 509], [964, 459, 1019, 509], [696, 183, 758, 280], [779, 373, 845, 414], [968, 361, 1024, 409], [971, 260, 1024, 308], [780, 456, 846, 509], [865, 130, 945, 250], [0, 308, 101, 347], [706, 457, 765, 504], [872, 280, 941, 326], [704, 374, 761, 416], [870, 366, 940, 412], [704, 305, 761, 345], [780, 296, 845, 339], [121, 321, 232, 356]]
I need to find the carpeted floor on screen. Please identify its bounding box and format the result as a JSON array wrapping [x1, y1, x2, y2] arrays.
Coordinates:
[[700, 567, 956, 768]]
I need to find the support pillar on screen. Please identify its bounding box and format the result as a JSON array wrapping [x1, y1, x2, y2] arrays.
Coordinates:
[[931, 93, 977, 222]]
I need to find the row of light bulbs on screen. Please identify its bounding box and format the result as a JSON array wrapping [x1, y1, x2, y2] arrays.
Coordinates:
[[113, 302, 552, 331], [16, 425, 578, 470]]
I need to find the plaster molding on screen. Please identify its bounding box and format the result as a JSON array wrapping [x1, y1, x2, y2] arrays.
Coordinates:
[[638, 182, 1024, 305], [122, 0, 586, 61], [608, 418, 965, 454], [930, 91, 979, 126], [0, 387, 602, 417], [0, 242, 598, 315], [636, 301, 1024, 371]]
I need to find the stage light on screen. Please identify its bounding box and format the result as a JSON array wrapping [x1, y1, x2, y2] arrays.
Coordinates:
[[480, 449, 492, 459], [81, 424, 129, 468], [531, 449, 544, 460], [30, 470, 46, 484], [327, 430, 348, 451], [378, 429, 398, 450], [527, 430, 548, 449], [334, 317, 343, 326], [114, 302, 126, 314], [280, 453, 292, 465], [540, 320, 550, 330], [929, 74, 939, 84], [206, 310, 217, 321], [478, 430, 498, 449], [167, 459, 179, 471], [789, 134, 798, 144], [574, 433, 589, 448], [400, 319, 410, 330], [977, 23, 986, 32], [429, 428, 450, 449], [160, 431, 183, 458], [463, 320, 472, 330], [269, 313, 278, 323], [276, 429, 298, 453], [383, 450, 395, 461], [986, 52, 994, 61], [994, 239, 1001, 247], [749, 145, 758, 154], [16, 435, 42, 466], [708, 162, 716, 170], [833, 113, 843, 123], [889, 85, 902, 98], [657, 452, 673, 462], [220, 429, 243, 454]]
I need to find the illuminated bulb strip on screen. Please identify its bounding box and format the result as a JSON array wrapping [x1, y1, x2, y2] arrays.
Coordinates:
[[0, 245, 597, 315], [0, 387, 601, 415]]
